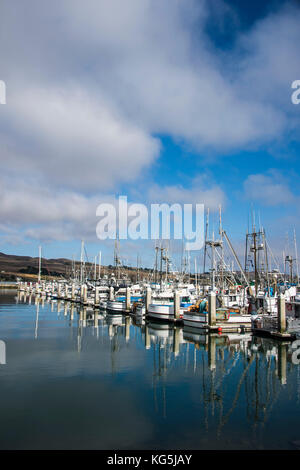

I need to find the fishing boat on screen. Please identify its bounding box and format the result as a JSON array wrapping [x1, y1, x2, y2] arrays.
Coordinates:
[[106, 295, 143, 313], [183, 298, 255, 330], [147, 290, 194, 322]]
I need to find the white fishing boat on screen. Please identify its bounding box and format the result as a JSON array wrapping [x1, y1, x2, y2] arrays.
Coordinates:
[[106, 294, 143, 313], [106, 299, 126, 313], [183, 299, 255, 330], [147, 290, 194, 322]]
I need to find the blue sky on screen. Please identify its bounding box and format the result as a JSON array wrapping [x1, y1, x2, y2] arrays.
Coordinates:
[[0, 0, 300, 270]]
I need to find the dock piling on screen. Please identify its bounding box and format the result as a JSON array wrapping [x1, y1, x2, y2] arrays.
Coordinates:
[[208, 291, 216, 327], [174, 290, 180, 320], [109, 286, 114, 301], [126, 287, 131, 312], [278, 294, 286, 334], [95, 287, 100, 307]]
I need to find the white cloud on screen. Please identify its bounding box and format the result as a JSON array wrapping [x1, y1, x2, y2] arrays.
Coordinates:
[[1, 86, 160, 191], [147, 176, 225, 210], [243, 171, 295, 206], [0, 0, 300, 246]]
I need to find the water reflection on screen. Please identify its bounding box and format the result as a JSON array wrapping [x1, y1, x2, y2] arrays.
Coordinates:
[[0, 291, 299, 449]]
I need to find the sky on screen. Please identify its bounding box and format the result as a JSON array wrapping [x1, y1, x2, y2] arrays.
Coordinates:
[[0, 0, 300, 270]]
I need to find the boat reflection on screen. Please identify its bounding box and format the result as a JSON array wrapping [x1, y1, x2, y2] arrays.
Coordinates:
[[19, 295, 300, 441]]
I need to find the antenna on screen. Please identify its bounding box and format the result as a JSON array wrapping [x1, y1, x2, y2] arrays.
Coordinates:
[[294, 228, 299, 285]]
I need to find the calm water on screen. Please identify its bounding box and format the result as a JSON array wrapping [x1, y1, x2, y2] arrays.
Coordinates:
[[0, 291, 299, 450]]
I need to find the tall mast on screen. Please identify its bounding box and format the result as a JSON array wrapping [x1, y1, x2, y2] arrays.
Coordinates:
[[94, 255, 97, 280], [98, 251, 102, 279], [219, 205, 224, 291], [137, 254, 140, 283], [252, 213, 258, 297], [38, 245, 42, 284], [294, 229, 299, 285], [203, 208, 209, 274], [154, 243, 159, 284], [262, 229, 270, 296], [80, 240, 84, 284], [114, 231, 120, 280], [160, 245, 164, 289]]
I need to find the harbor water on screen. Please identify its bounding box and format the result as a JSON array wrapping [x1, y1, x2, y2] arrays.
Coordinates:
[[0, 291, 299, 450]]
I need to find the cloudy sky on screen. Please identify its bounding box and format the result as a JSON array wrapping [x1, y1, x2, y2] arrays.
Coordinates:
[[0, 0, 300, 268]]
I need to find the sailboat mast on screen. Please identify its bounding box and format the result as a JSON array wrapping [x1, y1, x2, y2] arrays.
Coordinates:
[[294, 229, 299, 286], [203, 208, 209, 274], [38, 245, 42, 284], [80, 240, 84, 284], [98, 251, 102, 279]]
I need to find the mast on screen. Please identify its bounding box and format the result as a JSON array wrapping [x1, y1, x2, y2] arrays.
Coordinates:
[[38, 245, 42, 284], [114, 231, 120, 280], [212, 230, 216, 291], [294, 229, 299, 286], [219, 205, 224, 291], [154, 243, 159, 284], [98, 251, 102, 279], [80, 240, 84, 284], [222, 230, 249, 287], [203, 208, 209, 274], [137, 254, 140, 283], [262, 229, 270, 297], [253, 230, 258, 297], [72, 254, 76, 280], [160, 245, 164, 290]]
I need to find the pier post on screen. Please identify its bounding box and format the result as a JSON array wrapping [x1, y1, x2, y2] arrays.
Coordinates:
[[64, 284, 69, 300], [126, 287, 131, 312], [208, 291, 216, 327], [95, 287, 100, 307], [109, 286, 114, 301], [81, 285, 87, 305], [146, 288, 152, 314], [174, 291, 180, 320], [277, 294, 286, 334]]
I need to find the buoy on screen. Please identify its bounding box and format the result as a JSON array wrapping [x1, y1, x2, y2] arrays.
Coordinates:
[[218, 327, 222, 335]]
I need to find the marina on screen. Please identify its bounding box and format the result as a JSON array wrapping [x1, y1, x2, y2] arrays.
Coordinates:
[[1, 0, 300, 455], [15, 210, 300, 341]]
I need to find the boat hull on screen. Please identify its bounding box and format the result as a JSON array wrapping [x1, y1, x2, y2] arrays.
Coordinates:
[[147, 304, 183, 322], [183, 312, 253, 329]]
